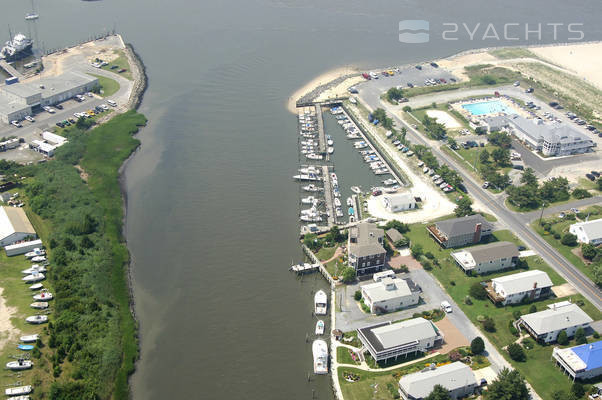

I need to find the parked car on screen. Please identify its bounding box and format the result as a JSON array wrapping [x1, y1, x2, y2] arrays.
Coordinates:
[[24, 115, 34, 122], [585, 173, 596, 181], [482, 181, 490, 189], [415, 65, 422, 70], [592, 171, 600, 177], [10, 120, 22, 128], [441, 301, 452, 313], [55, 104, 63, 110]]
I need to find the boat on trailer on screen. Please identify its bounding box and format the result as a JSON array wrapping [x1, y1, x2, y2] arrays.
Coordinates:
[[30, 302, 48, 309]]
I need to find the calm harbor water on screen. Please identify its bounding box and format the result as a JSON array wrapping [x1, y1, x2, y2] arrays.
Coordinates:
[[2, 0, 602, 398]]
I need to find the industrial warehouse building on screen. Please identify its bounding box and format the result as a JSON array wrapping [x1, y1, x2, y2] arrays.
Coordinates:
[[0, 206, 37, 246], [0, 71, 98, 123], [358, 318, 443, 363]]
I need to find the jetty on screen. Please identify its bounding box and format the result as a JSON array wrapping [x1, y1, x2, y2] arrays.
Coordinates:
[[0, 60, 23, 80]]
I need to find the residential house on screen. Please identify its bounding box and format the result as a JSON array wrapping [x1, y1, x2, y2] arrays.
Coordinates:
[[569, 219, 602, 245], [451, 241, 519, 275], [427, 214, 494, 248], [358, 318, 443, 363], [348, 222, 386, 274], [518, 301, 593, 343], [553, 340, 602, 381], [486, 270, 553, 305], [398, 362, 478, 400], [386, 228, 408, 247], [361, 277, 420, 314]]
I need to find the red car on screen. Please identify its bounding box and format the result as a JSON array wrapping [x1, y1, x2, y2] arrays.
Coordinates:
[[372, 189, 382, 196], [362, 73, 371, 80]]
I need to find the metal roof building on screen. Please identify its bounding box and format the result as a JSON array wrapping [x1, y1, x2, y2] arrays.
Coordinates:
[[0, 206, 37, 247], [451, 241, 519, 274], [398, 362, 477, 400], [569, 219, 602, 246], [553, 340, 602, 380], [518, 302, 593, 343]]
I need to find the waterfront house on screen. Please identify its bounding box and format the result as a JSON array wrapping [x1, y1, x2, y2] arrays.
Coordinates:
[[569, 219, 602, 245], [517, 301, 592, 344], [358, 318, 443, 363], [382, 192, 416, 213], [486, 270, 553, 305], [451, 241, 519, 275], [427, 214, 493, 248], [0, 206, 37, 247], [553, 340, 602, 381], [348, 222, 386, 274], [398, 362, 477, 400], [361, 277, 420, 314]]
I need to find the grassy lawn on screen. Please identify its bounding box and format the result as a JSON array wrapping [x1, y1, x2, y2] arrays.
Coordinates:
[[316, 245, 337, 262], [402, 222, 602, 399], [489, 48, 537, 60], [337, 346, 360, 365], [100, 49, 133, 81], [88, 73, 120, 97]]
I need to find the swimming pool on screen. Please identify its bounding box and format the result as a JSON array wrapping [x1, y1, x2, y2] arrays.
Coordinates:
[[462, 100, 517, 116]]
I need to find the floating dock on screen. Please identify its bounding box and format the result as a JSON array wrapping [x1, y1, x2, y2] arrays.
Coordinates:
[[321, 165, 336, 226]]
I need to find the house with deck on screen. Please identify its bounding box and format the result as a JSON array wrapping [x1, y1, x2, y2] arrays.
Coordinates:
[[569, 219, 602, 245], [517, 301, 592, 343], [398, 362, 478, 400], [427, 214, 493, 249], [348, 222, 386, 274], [451, 241, 519, 275], [553, 340, 602, 381]]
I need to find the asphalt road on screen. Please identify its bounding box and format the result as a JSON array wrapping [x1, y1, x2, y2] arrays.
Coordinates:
[[357, 83, 602, 311]]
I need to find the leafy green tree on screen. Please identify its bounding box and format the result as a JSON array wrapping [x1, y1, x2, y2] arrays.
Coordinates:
[[529, 304, 537, 313], [79, 236, 94, 249], [402, 105, 412, 112], [395, 238, 409, 247], [571, 382, 585, 398], [561, 233, 578, 247], [491, 147, 510, 166], [447, 137, 457, 148], [471, 337, 485, 354], [557, 330, 569, 345], [469, 282, 487, 300], [508, 343, 526, 361], [575, 327, 587, 345], [341, 267, 356, 284], [488, 131, 512, 148], [410, 244, 423, 258], [425, 385, 451, 400], [572, 188, 592, 199], [454, 197, 474, 217], [520, 168, 538, 186], [326, 226, 343, 243], [506, 184, 540, 209], [539, 177, 570, 203], [354, 290, 362, 301], [582, 243, 598, 260], [485, 370, 528, 400], [383, 220, 410, 233], [386, 87, 404, 103], [479, 149, 490, 164], [483, 318, 496, 332]]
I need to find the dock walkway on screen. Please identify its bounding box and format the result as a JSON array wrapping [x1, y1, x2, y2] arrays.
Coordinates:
[[322, 165, 336, 226], [316, 104, 327, 158], [0, 60, 23, 80]]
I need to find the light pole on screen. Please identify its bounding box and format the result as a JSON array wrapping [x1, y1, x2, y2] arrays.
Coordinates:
[[539, 202, 547, 225]]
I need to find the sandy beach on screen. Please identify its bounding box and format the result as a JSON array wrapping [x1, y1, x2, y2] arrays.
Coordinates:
[[0, 287, 18, 351]]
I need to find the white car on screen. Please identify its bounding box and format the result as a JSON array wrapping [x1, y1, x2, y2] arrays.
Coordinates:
[[10, 120, 22, 127], [87, 92, 94, 97], [107, 100, 117, 107], [441, 301, 452, 313], [25, 115, 35, 122], [45, 107, 56, 114]]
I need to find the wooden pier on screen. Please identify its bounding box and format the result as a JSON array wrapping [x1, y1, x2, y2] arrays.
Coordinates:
[[315, 104, 327, 159], [321, 165, 336, 226]]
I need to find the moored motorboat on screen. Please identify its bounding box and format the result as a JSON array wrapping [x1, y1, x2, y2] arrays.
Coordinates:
[[26, 315, 48, 324], [301, 196, 316, 204], [346, 197, 353, 207], [5, 385, 32, 396], [314, 290, 327, 315], [30, 302, 48, 309], [315, 320, 325, 335], [20, 334, 39, 343], [312, 339, 328, 374], [350, 186, 361, 194], [6, 359, 32, 370], [302, 184, 323, 192], [327, 147, 334, 154], [383, 178, 396, 186]]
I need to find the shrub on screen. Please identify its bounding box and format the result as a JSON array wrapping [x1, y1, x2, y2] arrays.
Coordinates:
[[575, 327, 587, 345], [471, 337, 485, 354], [450, 280, 456, 286], [469, 282, 487, 300], [557, 330, 569, 345], [402, 105, 412, 112], [398, 264, 409, 273], [508, 343, 526, 361], [411, 244, 423, 258], [508, 320, 519, 336], [512, 310, 521, 320], [553, 232, 561, 240], [425, 251, 435, 260], [341, 267, 356, 284], [593, 331, 600, 339], [464, 296, 473, 305], [522, 338, 534, 350], [354, 290, 362, 301], [529, 305, 537, 313], [561, 233, 578, 247], [422, 261, 433, 271], [571, 382, 585, 398], [582, 243, 598, 260], [572, 188, 592, 199], [483, 318, 496, 332], [449, 350, 462, 361]]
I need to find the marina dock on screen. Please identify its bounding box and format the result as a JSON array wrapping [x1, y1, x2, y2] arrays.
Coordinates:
[[315, 104, 327, 158], [321, 165, 336, 226]]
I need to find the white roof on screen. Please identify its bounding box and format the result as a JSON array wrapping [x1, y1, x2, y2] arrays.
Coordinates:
[[0, 206, 36, 241], [383, 192, 414, 207], [373, 318, 438, 349], [399, 362, 477, 399], [521, 303, 593, 335], [362, 278, 412, 302], [42, 131, 67, 146], [492, 270, 553, 296], [571, 219, 602, 241]]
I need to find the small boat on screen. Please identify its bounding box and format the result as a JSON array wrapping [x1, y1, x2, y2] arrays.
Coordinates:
[[314, 290, 327, 315], [300, 215, 322, 222], [315, 320, 325, 335], [306, 153, 323, 160], [348, 207, 354, 216], [383, 178, 397, 186], [26, 315, 48, 324], [20, 334, 39, 343], [30, 302, 48, 309], [334, 198, 341, 207], [5, 385, 32, 396], [6, 359, 33, 370], [293, 174, 321, 182], [290, 263, 319, 273], [346, 197, 353, 207], [327, 139, 334, 146], [29, 283, 43, 290], [22, 265, 46, 274], [312, 339, 329, 375], [31, 256, 46, 262], [327, 147, 334, 154], [22, 273, 45, 283], [350, 186, 361, 194], [33, 290, 53, 301], [17, 344, 34, 351], [25, 248, 45, 259], [25, 13, 39, 20], [302, 185, 323, 192], [299, 167, 321, 175]]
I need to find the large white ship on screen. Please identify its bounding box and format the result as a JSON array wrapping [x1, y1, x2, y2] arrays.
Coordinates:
[[312, 339, 328, 374], [1, 32, 33, 61]]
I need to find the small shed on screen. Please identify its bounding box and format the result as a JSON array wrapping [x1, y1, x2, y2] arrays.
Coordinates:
[[386, 228, 408, 247]]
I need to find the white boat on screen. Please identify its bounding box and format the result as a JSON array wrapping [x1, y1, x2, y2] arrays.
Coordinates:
[[306, 153, 323, 160], [346, 197, 353, 207], [349, 97, 357, 104], [25, 248, 45, 259], [25, 13, 39, 20], [9, 396, 31, 400], [1, 32, 33, 61], [30, 256, 46, 262], [334, 198, 341, 207], [29, 283, 43, 291], [5, 385, 32, 396], [302, 184, 323, 192], [299, 167, 321, 175], [383, 178, 397, 186], [327, 139, 334, 146], [384, 187, 399, 194], [301, 196, 317, 205], [350, 186, 361, 194], [22, 265, 46, 274], [20, 334, 39, 343], [30, 302, 48, 309], [26, 315, 48, 324], [312, 339, 329, 374], [315, 320, 325, 335], [327, 147, 334, 154], [6, 359, 33, 370], [33, 290, 53, 301], [22, 272, 45, 283], [300, 215, 322, 222], [314, 290, 327, 315], [293, 174, 321, 182]]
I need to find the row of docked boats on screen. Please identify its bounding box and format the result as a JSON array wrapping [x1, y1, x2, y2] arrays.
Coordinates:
[[298, 110, 323, 160], [331, 106, 360, 140], [297, 166, 326, 223], [312, 290, 328, 374]]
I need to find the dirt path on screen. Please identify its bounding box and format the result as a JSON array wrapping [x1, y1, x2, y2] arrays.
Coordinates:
[[0, 287, 18, 351], [322, 247, 344, 264]]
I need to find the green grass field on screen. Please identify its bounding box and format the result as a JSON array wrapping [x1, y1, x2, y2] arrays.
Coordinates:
[[88, 73, 120, 97], [101, 49, 133, 81]]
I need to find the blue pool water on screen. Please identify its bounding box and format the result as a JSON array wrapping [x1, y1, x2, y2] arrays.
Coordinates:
[[462, 100, 517, 116]]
